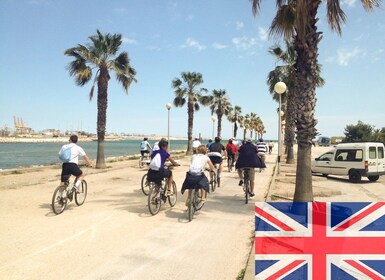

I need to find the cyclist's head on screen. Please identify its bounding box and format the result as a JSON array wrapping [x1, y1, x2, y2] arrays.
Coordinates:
[[214, 136, 221, 143], [144, 137, 148, 141], [159, 139, 169, 150], [259, 138, 264, 142], [69, 135, 78, 143], [208, 139, 212, 143], [160, 138, 167, 141], [228, 139, 233, 144], [197, 145, 207, 155], [246, 138, 252, 143]]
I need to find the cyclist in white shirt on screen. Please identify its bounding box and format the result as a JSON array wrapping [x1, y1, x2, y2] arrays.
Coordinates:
[[58, 135, 92, 191]]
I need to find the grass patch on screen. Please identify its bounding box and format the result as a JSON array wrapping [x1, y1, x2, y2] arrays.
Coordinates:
[[11, 170, 23, 175], [236, 268, 246, 280]]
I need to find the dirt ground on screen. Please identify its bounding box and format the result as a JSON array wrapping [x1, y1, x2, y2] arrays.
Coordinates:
[[0, 153, 276, 280]]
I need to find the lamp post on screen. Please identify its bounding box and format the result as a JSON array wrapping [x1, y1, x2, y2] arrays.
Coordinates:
[[212, 116, 217, 139], [166, 103, 172, 150], [274, 81, 287, 174]]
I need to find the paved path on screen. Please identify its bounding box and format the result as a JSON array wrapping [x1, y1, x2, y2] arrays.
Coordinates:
[[0, 154, 275, 280]]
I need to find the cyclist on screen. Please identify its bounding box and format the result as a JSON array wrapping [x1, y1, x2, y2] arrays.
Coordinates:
[[208, 136, 227, 181], [206, 139, 213, 149], [58, 135, 92, 192], [181, 145, 214, 206], [268, 141, 274, 154], [235, 138, 265, 197], [147, 140, 180, 196], [140, 137, 152, 158], [256, 138, 268, 166], [192, 138, 201, 154], [226, 138, 237, 168]]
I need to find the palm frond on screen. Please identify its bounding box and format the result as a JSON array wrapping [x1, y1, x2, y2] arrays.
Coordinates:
[[327, 0, 347, 34], [270, 4, 295, 40], [173, 96, 186, 107]]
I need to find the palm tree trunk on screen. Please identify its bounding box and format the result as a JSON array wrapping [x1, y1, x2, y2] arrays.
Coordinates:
[[96, 67, 108, 169], [293, 2, 321, 202], [285, 89, 296, 164], [217, 114, 222, 138], [186, 101, 194, 155], [243, 128, 246, 141], [234, 122, 238, 138]]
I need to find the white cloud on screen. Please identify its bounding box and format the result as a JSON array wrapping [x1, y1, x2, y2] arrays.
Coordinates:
[[258, 27, 269, 41], [236, 21, 244, 30], [181, 38, 206, 51], [212, 42, 227, 49], [232, 36, 258, 50], [327, 47, 366, 66], [341, 0, 356, 7], [114, 7, 128, 13], [122, 38, 138, 45], [186, 15, 194, 21]]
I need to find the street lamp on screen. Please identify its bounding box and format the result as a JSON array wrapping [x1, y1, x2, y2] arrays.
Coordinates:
[[166, 103, 172, 150], [274, 81, 287, 174], [212, 116, 217, 139]]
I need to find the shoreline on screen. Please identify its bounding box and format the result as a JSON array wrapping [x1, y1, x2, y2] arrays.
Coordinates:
[[0, 135, 188, 143]]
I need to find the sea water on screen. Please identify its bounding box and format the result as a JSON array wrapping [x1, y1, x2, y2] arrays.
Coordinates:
[[0, 139, 188, 170]]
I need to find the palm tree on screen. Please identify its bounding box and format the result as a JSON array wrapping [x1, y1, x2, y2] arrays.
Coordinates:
[[64, 30, 137, 169], [268, 41, 324, 164], [252, 0, 381, 202], [209, 89, 232, 138], [172, 72, 211, 155], [227, 105, 242, 138]]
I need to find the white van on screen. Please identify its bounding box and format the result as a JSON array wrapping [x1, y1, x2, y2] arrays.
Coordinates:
[[311, 142, 385, 183]]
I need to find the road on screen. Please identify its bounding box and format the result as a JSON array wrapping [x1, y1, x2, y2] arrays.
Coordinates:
[[0, 154, 275, 280]]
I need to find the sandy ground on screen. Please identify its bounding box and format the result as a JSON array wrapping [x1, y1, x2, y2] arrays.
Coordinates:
[[0, 153, 276, 280]]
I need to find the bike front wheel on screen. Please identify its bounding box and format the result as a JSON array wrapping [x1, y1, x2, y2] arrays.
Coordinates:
[[75, 180, 87, 206], [168, 181, 177, 207], [141, 174, 151, 196], [194, 189, 204, 211], [52, 185, 67, 215], [148, 186, 162, 215]]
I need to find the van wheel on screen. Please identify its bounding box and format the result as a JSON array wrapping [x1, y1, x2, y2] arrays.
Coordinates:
[[349, 170, 361, 183], [368, 175, 380, 182], [322, 174, 328, 178]]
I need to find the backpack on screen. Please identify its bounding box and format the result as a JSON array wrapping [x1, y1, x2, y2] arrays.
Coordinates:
[[149, 152, 162, 170], [59, 147, 72, 162]]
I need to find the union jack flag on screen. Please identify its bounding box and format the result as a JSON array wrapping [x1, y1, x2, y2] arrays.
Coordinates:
[[255, 202, 385, 279]]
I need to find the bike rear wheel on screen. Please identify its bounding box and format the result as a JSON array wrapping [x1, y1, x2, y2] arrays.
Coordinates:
[[52, 185, 67, 215], [148, 186, 162, 215], [210, 172, 216, 192], [244, 179, 249, 204], [141, 174, 151, 195], [188, 190, 196, 222], [168, 181, 177, 207], [75, 180, 87, 206], [217, 173, 221, 188], [228, 158, 233, 172], [138, 157, 144, 168]]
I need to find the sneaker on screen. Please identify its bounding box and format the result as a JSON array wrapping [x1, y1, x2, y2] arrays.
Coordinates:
[[167, 189, 173, 196], [238, 180, 243, 186], [250, 192, 255, 197]]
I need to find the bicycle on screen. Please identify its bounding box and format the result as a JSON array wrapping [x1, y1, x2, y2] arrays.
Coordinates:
[[187, 188, 205, 222], [147, 167, 178, 215], [227, 155, 234, 172], [209, 163, 220, 192], [243, 168, 251, 204], [51, 165, 89, 215], [138, 152, 151, 168]]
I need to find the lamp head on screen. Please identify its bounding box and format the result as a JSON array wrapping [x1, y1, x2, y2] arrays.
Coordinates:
[[274, 82, 287, 94]]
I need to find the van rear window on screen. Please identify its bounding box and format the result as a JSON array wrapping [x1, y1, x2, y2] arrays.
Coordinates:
[[369, 147, 377, 159], [335, 149, 363, 162], [378, 147, 384, 159]]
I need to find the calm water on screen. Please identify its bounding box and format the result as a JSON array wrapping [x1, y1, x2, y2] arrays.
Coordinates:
[[0, 140, 188, 170]]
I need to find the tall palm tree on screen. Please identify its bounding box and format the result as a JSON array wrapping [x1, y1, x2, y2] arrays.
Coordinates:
[[64, 30, 137, 169], [172, 72, 210, 155], [252, 0, 381, 202], [268, 41, 324, 164], [227, 105, 242, 138], [209, 89, 232, 138]]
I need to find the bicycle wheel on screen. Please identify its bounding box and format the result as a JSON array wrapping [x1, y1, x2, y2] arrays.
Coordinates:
[[228, 158, 233, 172], [210, 172, 216, 192], [217, 173, 221, 188], [168, 181, 177, 207], [141, 174, 151, 195], [75, 180, 87, 206], [148, 186, 161, 215], [244, 179, 249, 204], [188, 190, 196, 222], [139, 157, 144, 168], [52, 185, 67, 215]]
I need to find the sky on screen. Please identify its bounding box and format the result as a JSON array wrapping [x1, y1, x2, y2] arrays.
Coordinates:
[[0, 0, 384, 140]]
